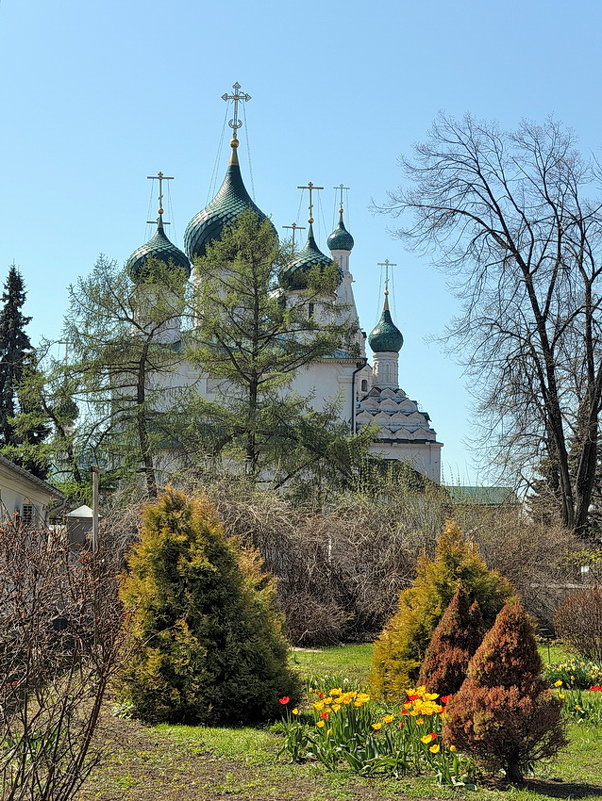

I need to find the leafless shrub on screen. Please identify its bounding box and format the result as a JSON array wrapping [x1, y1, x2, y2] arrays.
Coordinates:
[[0, 516, 123, 801], [454, 506, 584, 631], [208, 482, 585, 642], [104, 475, 585, 645], [185, 477, 447, 644], [554, 587, 602, 661]]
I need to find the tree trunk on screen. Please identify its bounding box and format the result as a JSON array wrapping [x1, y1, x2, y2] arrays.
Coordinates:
[[504, 759, 524, 785], [246, 379, 258, 478], [137, 344, 157, 497]]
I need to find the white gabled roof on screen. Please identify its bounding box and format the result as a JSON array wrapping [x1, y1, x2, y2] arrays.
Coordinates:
[[0, 454, 65, 500]]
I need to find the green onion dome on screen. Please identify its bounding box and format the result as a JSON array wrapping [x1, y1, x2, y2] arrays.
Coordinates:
[[184, 142, 276, 261], [327, 211, 354, 252], [280, 224, 341, 291], [127, 222, 191, 282], [368, 295, 404, 353]]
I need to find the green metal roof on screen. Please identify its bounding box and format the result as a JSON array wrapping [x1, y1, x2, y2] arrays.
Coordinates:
[[127, 224, 191, 281], [368, 305, 403, 353], [184, 151, 275, 261], [327, 217, 354, 252], [446, 486, 518, 506], [280, 224, 340, 290]]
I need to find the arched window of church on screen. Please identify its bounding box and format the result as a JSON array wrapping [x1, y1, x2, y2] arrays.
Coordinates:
[[361, 379, 368, 392]]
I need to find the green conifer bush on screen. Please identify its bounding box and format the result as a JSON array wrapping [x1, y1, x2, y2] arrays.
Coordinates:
[[370, 519, 514, 699], [443, 601, 566, 784], [118, 488, 300, 724], [418, 585, 485, 696]]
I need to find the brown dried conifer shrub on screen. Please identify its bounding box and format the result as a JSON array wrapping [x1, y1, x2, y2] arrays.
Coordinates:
[[444, 602, 566, 784], [418, 585, 485, 696]]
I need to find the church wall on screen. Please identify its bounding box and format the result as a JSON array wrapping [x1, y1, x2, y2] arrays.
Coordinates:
[[367, 440, 442, 484], [286, 359, 359, 423]]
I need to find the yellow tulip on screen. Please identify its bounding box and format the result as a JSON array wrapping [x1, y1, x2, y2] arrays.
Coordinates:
[[292, 708, 299, 715], [316, 720, 325, 728], [429, 744, 440, 753], [371, 722, 382, 730], [382, 714, 394, 723]]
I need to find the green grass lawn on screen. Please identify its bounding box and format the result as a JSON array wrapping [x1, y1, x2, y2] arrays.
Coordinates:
[[290, 643, 373, 682], [78, 643, 602, 801]]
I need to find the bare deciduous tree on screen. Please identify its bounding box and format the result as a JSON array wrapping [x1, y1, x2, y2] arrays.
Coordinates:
[[0, 516, 123, 800], [384, 114, 602, 536]]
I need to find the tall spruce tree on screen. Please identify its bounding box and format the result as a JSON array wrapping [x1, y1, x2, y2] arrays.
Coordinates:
[[0, 266, 32, 445], [0, 267, 49, 477]]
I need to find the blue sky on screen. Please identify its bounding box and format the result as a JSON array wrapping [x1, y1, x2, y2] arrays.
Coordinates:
[[0, 0, 600, 484]]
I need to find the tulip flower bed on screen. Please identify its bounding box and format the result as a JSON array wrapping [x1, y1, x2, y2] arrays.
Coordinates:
[[543, 659, 602, 690], [551, 682, 602, 725], [277, 686, 473, 786]]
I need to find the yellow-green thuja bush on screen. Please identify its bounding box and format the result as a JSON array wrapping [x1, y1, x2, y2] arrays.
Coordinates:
[[118, 488, 300, 724], [370, 519, 515, 700]]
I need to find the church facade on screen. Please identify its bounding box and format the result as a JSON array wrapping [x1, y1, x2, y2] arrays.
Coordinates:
[[125, 87, 443, 483]]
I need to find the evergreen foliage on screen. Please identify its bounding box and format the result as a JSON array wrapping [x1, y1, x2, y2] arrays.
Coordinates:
[[0, 266, 50, 478], [191, 211, 359, 478], [63, 255, 192, 496], [118, 488, 300, 724], [0, 266, 31, 445], [369, 519, 514, 699], [444, 602, 566, 784], [418, 585, 485, 696]]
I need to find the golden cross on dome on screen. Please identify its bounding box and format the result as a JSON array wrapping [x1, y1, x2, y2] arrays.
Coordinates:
[[377, 259, 398, 296], [282, 222, 306, 249], [221, 81, 251, 137], [297, 181, 324, 224], [334, 183, 350, 213], [146, 172, 174, 225]]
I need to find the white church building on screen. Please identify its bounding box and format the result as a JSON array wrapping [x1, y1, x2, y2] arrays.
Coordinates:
[[124, 85, 442, 483]]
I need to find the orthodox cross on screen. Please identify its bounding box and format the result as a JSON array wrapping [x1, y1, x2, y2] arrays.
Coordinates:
[[56, 341, 72, 362], [146, 172, 173, 224], [282, 222, 306, 249], [222, 81, 251, 136], [378, 259, 397, 296], [297, 181, 324, 224], [334, 183, 350, 213]]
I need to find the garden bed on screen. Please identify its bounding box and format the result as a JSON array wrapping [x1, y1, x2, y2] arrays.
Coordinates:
[[77, 644, 602, 801]]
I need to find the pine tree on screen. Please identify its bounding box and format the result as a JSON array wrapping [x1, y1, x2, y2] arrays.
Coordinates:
[[369, 520, 514, 700], [418, 585, 485, 696], [118, 488, 300, 724], [444, 602, 566, 784]]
